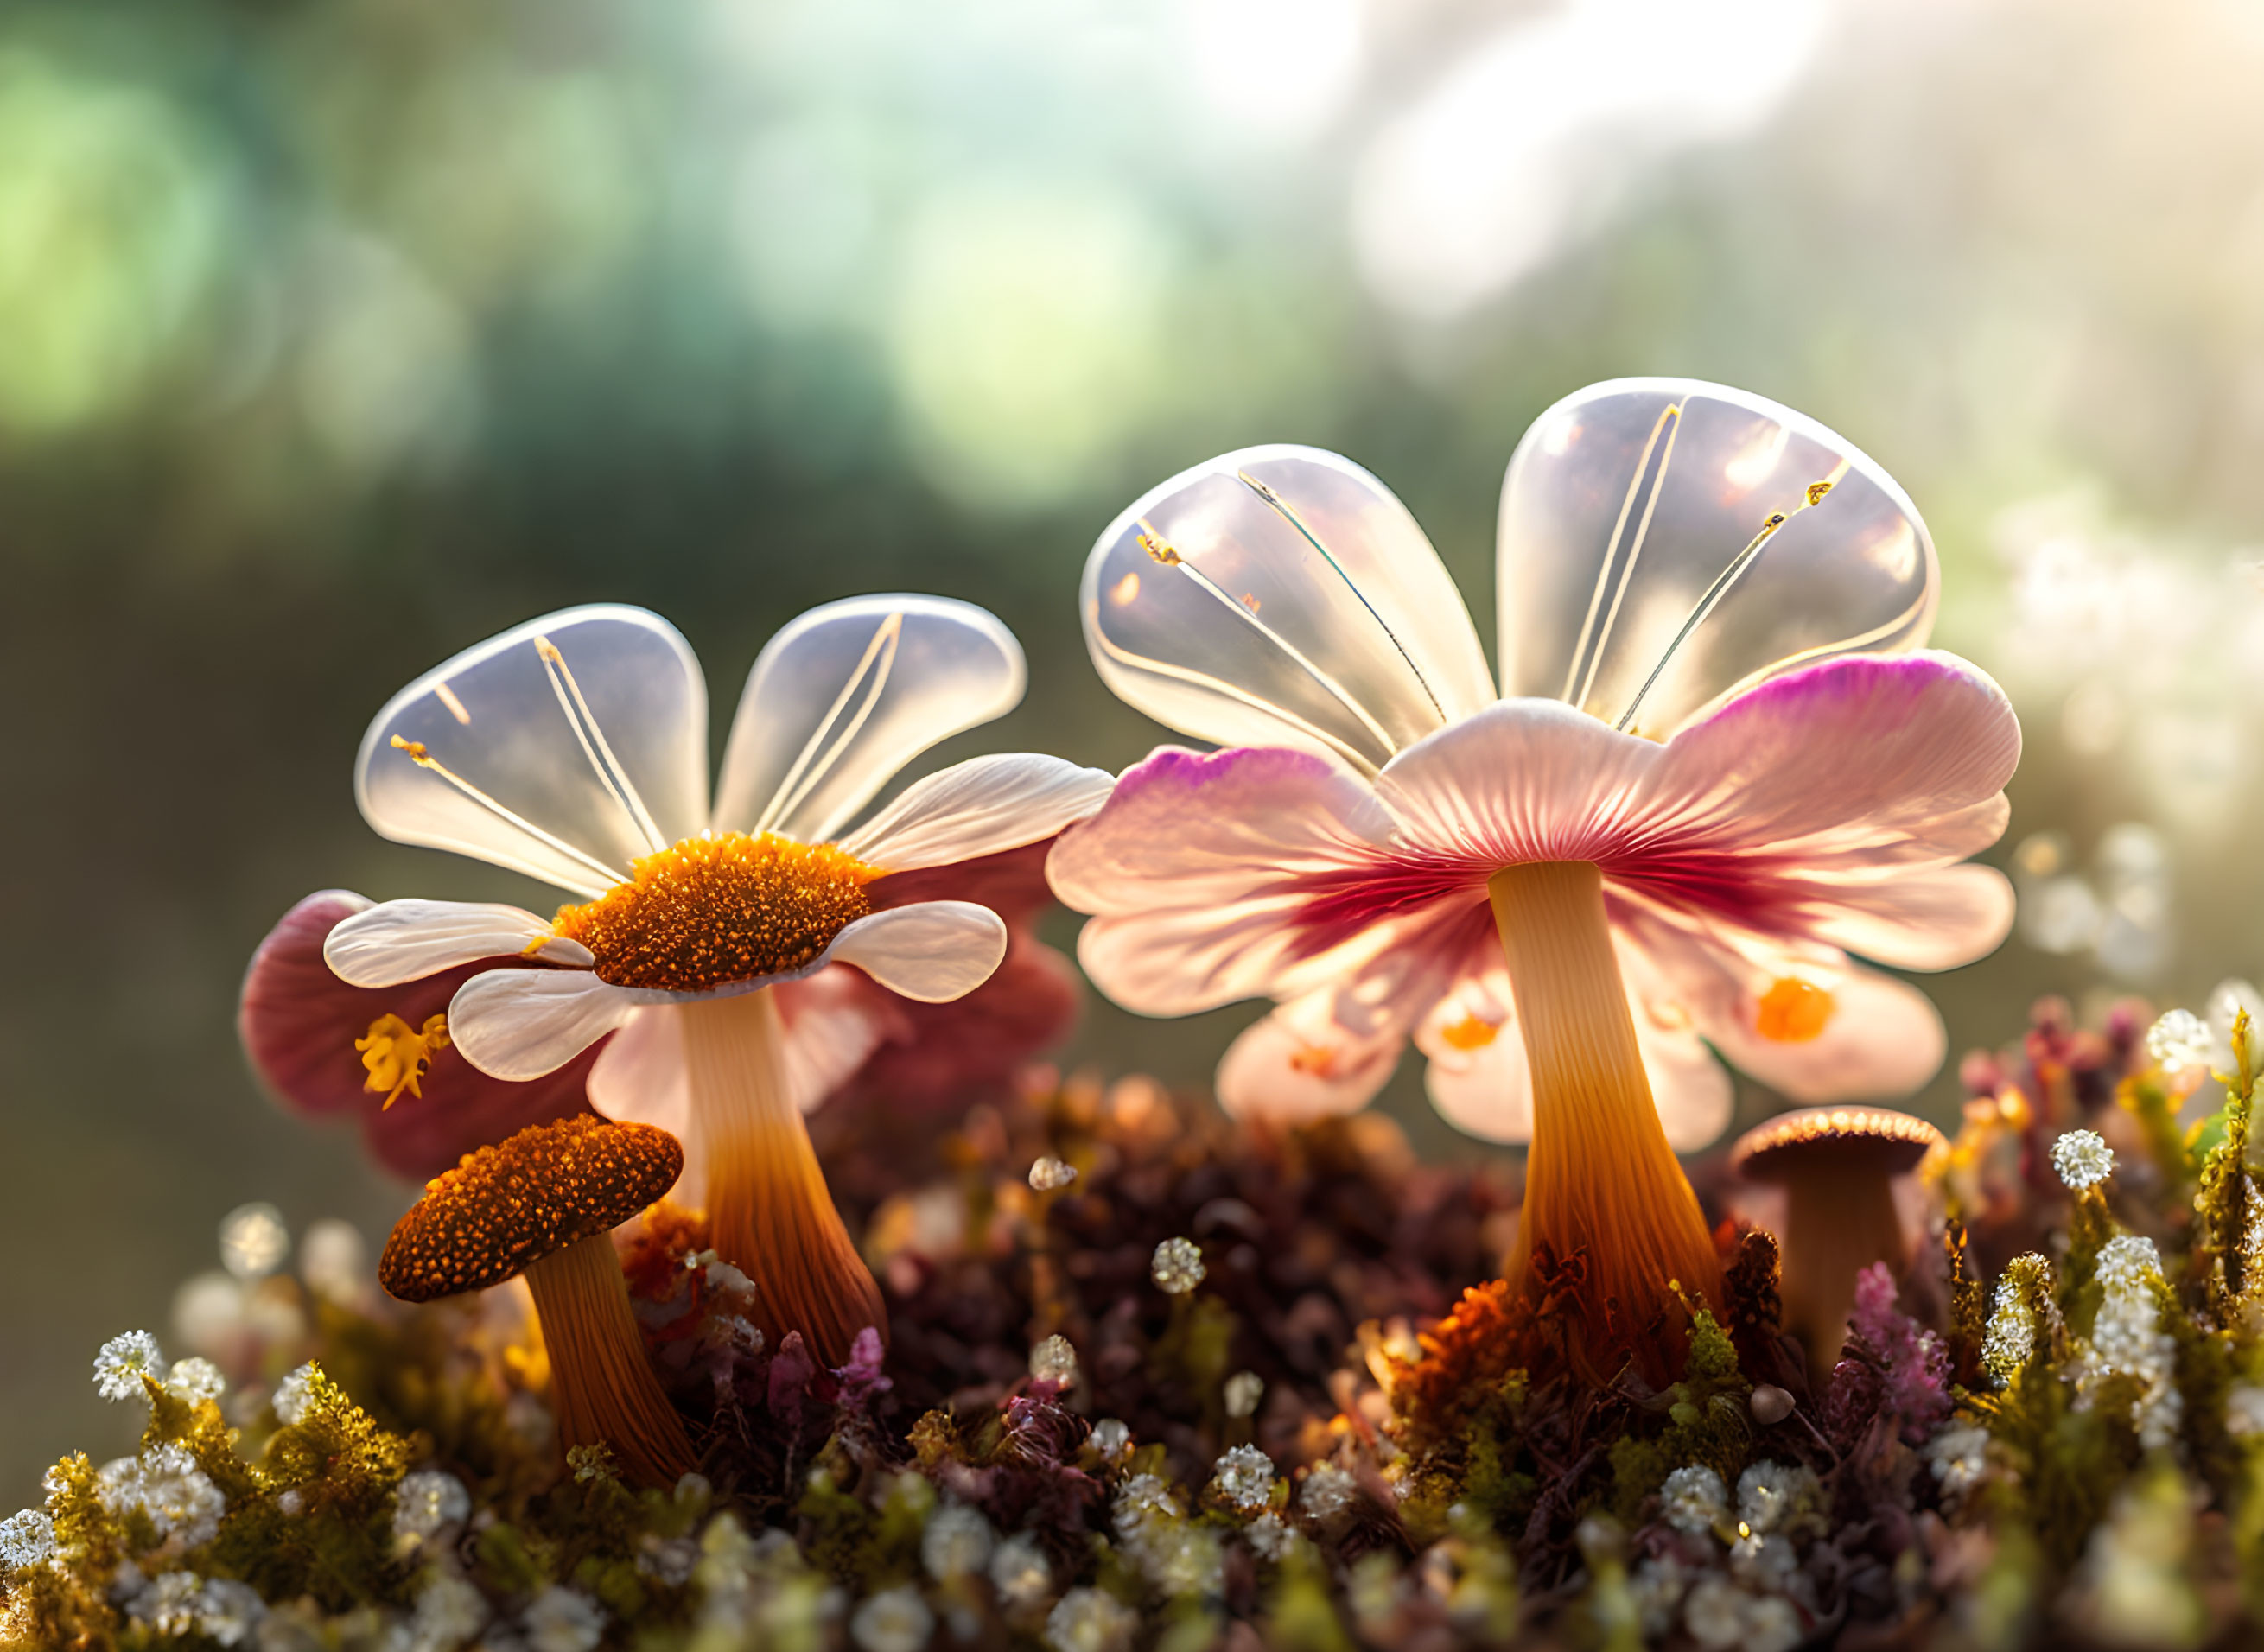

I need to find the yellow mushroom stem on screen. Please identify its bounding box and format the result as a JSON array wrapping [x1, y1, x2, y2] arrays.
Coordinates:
[[522, 1231, 697, 1487], [1491, 860, 1723, 1384], [1776, 1164, 1905, 1381], [682, 987, 887, 1366]]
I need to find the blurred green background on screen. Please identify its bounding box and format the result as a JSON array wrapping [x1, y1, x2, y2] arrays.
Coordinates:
[[9, 0, 2264, 1499]]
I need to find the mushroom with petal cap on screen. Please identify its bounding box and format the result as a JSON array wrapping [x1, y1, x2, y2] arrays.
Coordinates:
[[380, 1115, 696, 1486], [1730, 1106, 1945, 1381]]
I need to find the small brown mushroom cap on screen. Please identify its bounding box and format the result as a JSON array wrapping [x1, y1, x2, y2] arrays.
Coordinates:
[[1730, 1106, 1945, 1184], [380, 1115, 683, 1302]]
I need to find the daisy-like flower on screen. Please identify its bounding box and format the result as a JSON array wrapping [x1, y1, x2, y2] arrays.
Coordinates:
[[1050, 380, 2019, 1379], [251, 598, 1109, 1365]]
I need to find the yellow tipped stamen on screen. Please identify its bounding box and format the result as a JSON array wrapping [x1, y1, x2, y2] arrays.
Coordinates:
[[1490, 861, 1722, 1382], [552, 831, 876, 994], [1138, 530, 1183, 565], [1440, 1013, 1501, 1052], [357, 1012, 451, 1109], [532, 634, 669, 855], [1754, 976, 1835, 1043], [388, 735, 625, 895], [754, 611, 905, 836]]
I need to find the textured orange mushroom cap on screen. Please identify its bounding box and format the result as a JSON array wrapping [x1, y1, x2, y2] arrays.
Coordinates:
[[381, 1115, 683, 1302], [1731, 1106, 1943, 1184]]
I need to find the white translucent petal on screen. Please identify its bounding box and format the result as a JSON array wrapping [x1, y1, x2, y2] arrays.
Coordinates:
[[710, 596, 1025, 844], [321, 899, 578, 988], [1081, 446, 1495, 775], [448, 969, 635, 1081], [824, 901, 1007, 1002], [588, 1007, 695, 1200], [1498, 379, 1938, 740], [355, 606, 710, 897], [1216, 992, 1402, 1125], [837, 753, 1116, 871]]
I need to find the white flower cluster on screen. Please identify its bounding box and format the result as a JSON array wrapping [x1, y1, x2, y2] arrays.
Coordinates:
[[1925, 1423, 1993, 1502], [1299, 1462, 1358, 1520], [96, 1443, 227, 1548], [1659, 1465, 1728, 1536], [850, 1585, 932, 1652], [1111, 1473, 1220, 1598], [2076, 1236, 2184, 1451], [272, 1362, 321, 1426], [920, 1503, 995, 1580], [165, 1357, 227, 1407], [393, 1471, 472, 1545], [1635, 1462, 1818, 1652], [0, 1510, 54, 1572], [523, 1584, 605, 1652], [1088, 1418, 1131, 1459], [92, 1331, 167, 1402], [1211, 1445, 1275, 1515], [2051, 1128, 2116, 1191], [119, 1569, 264, 1646], [404, 1573, 489, 1649], [1046, 1585, 1138, 1652], [989, 1532, 1052, 1606], [2146, 1008, 2212, 1075]]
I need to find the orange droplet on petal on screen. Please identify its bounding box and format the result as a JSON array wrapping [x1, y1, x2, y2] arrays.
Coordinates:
[[1440, 1013, 1500, 1052], [1288, 1043, 1339, 1077], [1754, 976, 1835, 1043]]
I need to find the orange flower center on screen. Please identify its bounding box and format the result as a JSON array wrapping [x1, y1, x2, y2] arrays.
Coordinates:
[[1754, 975, 1835, 1043], [553, 832, 875, 994], [1440, 1013, 1501, 1052]]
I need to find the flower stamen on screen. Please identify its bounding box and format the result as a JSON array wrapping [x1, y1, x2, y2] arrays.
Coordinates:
[[358, 1013, 452, 1109], [1754, 977, 1835, 1043], [532, 635, 669, 855], [1440, 1013, 1501, 1052], [388, 736, 625, 897], [552, 831, 874, 994]]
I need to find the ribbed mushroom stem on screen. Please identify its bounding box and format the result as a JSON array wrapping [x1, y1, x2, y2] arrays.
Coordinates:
[[1491, 861, 1723, 1384], [681, 986, 886, 1366], [1781, 1167, 1904, 1380], [523, 1232, 697, 1487]]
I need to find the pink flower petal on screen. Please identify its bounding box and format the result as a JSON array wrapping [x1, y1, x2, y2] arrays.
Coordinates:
[[1047, 744, 1395, 1015], [238, 891, 599, 1180], [1215, 989, 1405, 1125]]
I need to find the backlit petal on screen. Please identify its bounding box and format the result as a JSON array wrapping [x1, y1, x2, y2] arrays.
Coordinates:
[[355, 606, 710, 897], [1083, 446, 1493, 775], [449, 969, 638, 1081], [323, 899, 588, 988], [1216, 991, 1405, 1125], [1049, 743, 1395, 1016], [711, 595, 1025, 843], [836, 753, 1116, 871], [824, 901, 1007, 1002]]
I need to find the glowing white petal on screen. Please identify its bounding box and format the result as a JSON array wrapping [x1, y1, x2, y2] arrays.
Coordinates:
[[448, 969, 635, 1081], [322, 899, 587, 988], [824, 901, 1006, 1002], [838, 753, 1116, 871]]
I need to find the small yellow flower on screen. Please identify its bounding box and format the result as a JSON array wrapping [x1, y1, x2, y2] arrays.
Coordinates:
[[356, 1013, 451, 1109]]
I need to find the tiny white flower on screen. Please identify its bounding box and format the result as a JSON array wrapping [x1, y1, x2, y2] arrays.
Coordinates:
[[1211, 1445, 1275, 1515], [636, 1534, 700, 1587], [2051, 1129, 2115, 1191], [2146, 1008, 2212, 1075], [92, 1331, 167, 1402], [1045, 1586, 1137, 1652], [1660, 1465, 1729, 1537], [1734, 1461, 1818, 1536], [1300, 1462, 1358, 1519], [849, 1585, 933, 1652], [1150, 1237, 1205, 1294], [1223, 1370, 1266, 1419], [410, 1572, 489, 1648], [1028, 1335, 1078, 1388], [1926, 1422, 1992, 1500], [271, 1363, 321, 1426], [521, 1585, 604, 1652], [196, 1577, 265, 1647], [0, 1510, 54, 1571], [1243, 1513, 1294, 1560], [1087, 1418, 1130, 1459], [130, 1571, 206, 1636], [393, 1471, 472, 1544], [989, 1532, 1051, 1607], [921, 1503, 995, 1580], [164, 1357, 226, 1407]]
